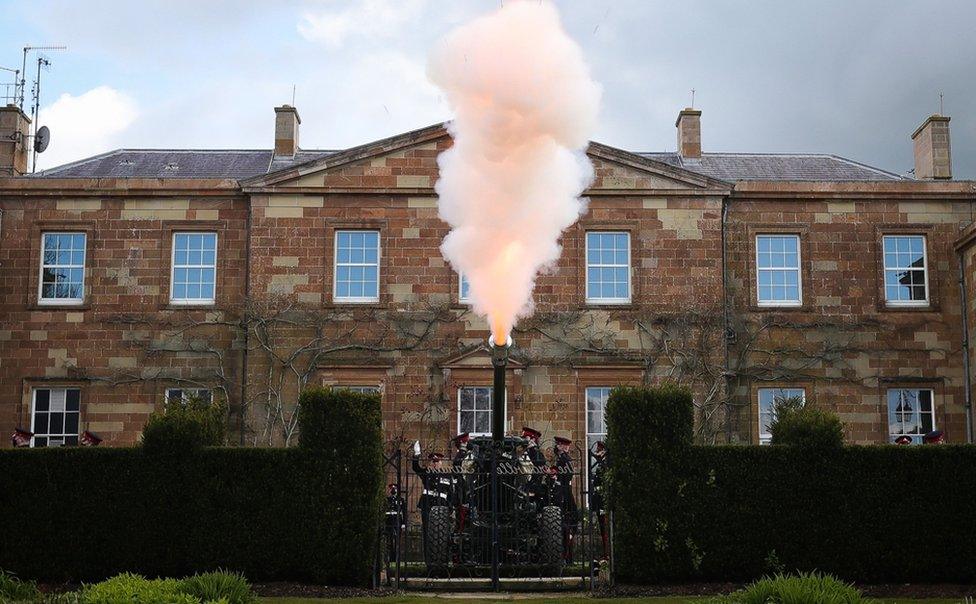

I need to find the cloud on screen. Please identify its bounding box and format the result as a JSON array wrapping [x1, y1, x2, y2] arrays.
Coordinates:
[[298, 50, 446, 147], [35, 86, 138, 170], [298, 0, 427, 47]]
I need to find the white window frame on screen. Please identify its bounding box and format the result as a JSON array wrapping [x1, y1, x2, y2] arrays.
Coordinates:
[[585, 231, 632, 304], [887, 388, 936, 444], [457, 386, 506, 437], [165, 388, 213, 406], [755, 234, 802, 307], [585, 386, 610, 452], [882, 235, 929, 307], [30, 387, 82, 447], [169, 232, 218, 305], [333, 230, 381, 304], [459, 272, 471, 303], [757, 387, 806, 444], [38, 232, 87, 305]]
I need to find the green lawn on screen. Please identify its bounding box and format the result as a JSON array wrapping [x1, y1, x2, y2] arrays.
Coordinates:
[[258, 599, 701, 604], [258, 597, 967, 604]]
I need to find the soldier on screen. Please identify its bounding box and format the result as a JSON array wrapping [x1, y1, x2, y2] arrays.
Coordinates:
[[412, 441, 453, 553], [894, 434, 913, 445], [450, 432, 470, 471], [922, 429, 945, 444], [589, 440, 609, 561], [384, 483, 407, 562], [552, 436, 578, 561], [450, 432, 471, 528], [520, 427, 547, 507], [521, 427, 546, 468]]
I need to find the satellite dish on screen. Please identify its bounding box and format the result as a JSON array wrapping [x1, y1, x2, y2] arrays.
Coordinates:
[[34, 126, 50, 153]]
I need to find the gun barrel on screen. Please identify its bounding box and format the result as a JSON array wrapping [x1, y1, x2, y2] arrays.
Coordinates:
[[489, 336, 511, 442]]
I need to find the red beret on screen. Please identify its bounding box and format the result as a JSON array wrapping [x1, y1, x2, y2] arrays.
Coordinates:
[[11, 428, 33, 447], [894, 435, 913, 445], [81, 430, 103, 447], [554, 436, 572, 446], [521, 427, 542, 440], [428, 452, 445, 461], [451, 432, 470, 446]]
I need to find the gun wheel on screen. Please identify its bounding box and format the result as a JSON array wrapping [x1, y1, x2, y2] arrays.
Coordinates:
[[539, 505, 563, 566], [425, 505, 452, 568]]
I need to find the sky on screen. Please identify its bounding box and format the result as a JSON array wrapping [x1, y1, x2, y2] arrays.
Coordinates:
[[2, 0, 974, 178]]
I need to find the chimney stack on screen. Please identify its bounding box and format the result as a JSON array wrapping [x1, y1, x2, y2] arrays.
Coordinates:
[[0, 105, 31, 176], [911, 114, 951, 179], [676, 107, 702, 160], [274, 105, 301, 157]]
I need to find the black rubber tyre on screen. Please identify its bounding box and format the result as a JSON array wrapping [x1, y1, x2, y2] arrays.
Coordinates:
[[425, 505, 452, 568], [539, 505, 563, 566]]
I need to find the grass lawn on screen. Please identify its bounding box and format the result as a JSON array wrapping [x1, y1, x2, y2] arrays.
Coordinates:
[[259, 599, 701, 604], [258, 597, 967, 603]]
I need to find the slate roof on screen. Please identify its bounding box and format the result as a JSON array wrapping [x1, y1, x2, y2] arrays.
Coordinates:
[[32, 139, 905, 182], [639, 152, 905, 181], [32, 149, 337, 180]]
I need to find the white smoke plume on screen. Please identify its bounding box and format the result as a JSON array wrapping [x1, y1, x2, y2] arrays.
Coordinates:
[[428, 0, 601, 344]]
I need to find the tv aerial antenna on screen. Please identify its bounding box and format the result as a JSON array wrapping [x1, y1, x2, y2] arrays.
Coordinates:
[[0, 66, 20, 106], [19, 44, 66, 173]]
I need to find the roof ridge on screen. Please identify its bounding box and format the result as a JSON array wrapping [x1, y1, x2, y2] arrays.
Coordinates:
[[822, 154, 906, 179], [107, 148, 339, 153], [638, 151, 846, 158]]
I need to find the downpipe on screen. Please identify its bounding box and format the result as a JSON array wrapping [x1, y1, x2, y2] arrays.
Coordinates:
[[957, 250, 973, 443]]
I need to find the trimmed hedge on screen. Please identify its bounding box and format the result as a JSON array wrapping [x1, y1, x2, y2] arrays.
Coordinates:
[[142, 396, 227, 453], [607, 385, 976, 584], [769, 398, 844, 448], [0, 388, 383, 585]]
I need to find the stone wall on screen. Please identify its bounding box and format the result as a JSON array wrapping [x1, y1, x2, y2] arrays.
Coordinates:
[[1, 141, 972, 449], [726, 196, 972, 443], [0, 194, 248, 444]]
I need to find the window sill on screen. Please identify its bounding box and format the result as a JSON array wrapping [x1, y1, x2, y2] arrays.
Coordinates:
[[29, 302, 92, 312], [880, 302, 933, 313], [163, 303, 221, 311], [323, 302, 388, 310], [581, 303, 637, 311], [748, 303, 810, 313]]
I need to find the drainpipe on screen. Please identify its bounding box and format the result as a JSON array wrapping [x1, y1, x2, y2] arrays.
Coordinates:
[[957, 248, 973, 443], [240, 198, 251, 446], [721, 195, 732, 442]]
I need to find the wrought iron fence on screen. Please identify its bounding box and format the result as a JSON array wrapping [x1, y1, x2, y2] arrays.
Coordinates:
[[376, 436, 611, 590]]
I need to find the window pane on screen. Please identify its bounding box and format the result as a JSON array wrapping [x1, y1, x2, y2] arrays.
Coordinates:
[[33, 412, 48, 434], [40, 233, 85, 301], [66, 389, 80, 411], [586, 232, 630, 301], [887, 389, 934, 443], [49, 412, 64, 434], [35, 389, 50, 411], [335, 231, 380, 301], [758, 388, 805, 442], [756, 235, 801, 304], [586, 387, 610, 439], [172, 233, 217, 301]]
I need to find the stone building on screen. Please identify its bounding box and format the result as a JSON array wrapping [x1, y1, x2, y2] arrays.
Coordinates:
[[1, 103, 973, 449]]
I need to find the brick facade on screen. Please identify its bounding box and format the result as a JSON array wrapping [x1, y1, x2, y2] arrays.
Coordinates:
[[2, 125, 974, 450]]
